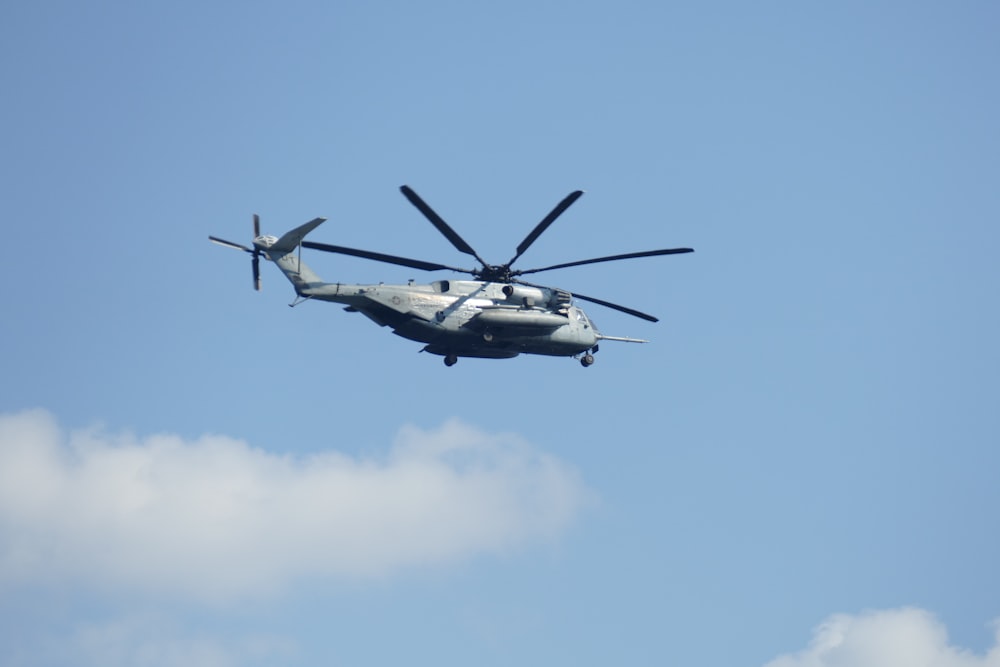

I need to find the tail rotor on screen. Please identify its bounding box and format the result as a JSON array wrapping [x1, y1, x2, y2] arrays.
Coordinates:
[[251, 214, 261, 290], [209, 214, 264, 291]]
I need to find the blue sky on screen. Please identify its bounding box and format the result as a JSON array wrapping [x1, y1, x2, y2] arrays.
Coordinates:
[[2, 2, 999, 665]]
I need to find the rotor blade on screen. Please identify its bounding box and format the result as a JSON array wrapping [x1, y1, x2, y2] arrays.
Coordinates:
[[209, 236, 254, 253], [513, 278, 659, 322], [399, 185, 489, 265], [508, 190, 584, 266], [301, 241, 473, 274], [514, 247, 694, 276], [253, 213, 260, 238], [252, 254, 261, 291], [569, 291, 659, 322]]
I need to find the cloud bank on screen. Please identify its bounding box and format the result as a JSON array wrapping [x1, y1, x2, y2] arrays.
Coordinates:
[[0, 409, 591, 601], [765, 608, 1000, 667]]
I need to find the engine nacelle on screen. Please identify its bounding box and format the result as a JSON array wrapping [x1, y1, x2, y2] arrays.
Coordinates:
[[501, 284, 547, 307]]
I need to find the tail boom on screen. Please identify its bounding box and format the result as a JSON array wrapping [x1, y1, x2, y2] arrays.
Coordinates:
[[256, 217, 328, 291]]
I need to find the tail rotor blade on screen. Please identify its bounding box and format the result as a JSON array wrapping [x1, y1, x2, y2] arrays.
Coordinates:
[[209, 236, 254, 253], [209, 219, 264, 291], [252, 214, 262, 290]]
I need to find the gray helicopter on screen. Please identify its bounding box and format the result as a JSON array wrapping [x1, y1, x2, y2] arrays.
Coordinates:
[[210, 186, 693, 367]]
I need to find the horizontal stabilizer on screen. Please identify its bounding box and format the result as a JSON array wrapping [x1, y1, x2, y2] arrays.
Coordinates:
[[270, 217, 327, 254]]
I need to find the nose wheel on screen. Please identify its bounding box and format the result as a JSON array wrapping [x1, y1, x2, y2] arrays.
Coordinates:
[[444, 353, 458, 367], [580, 353, 595, 367]]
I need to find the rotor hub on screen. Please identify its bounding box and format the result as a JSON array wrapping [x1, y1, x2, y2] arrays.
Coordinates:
[[254, 235, 279, 249], [474, 264, 514, 282]]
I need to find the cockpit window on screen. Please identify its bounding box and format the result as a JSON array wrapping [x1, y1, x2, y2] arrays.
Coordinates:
[[572, 307, 594, 328]]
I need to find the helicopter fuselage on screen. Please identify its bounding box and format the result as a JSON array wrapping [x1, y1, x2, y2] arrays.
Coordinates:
[[298, 278, 599, 360]]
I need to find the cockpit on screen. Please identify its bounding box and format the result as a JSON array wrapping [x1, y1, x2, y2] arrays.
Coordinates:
[[571, 306, 592, 329]]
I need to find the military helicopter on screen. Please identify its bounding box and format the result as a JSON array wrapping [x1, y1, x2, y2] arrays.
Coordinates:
[[209, 186, 693, 367]]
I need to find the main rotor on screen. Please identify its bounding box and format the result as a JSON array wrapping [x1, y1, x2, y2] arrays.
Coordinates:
[[398, 185, 584, 284], [300, 185, 694, 322]]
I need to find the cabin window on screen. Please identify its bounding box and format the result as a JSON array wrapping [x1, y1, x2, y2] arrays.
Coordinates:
[[433, 280, 450, 293]]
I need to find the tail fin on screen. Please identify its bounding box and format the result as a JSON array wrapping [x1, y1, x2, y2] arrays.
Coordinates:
[[261, 217, 327, 292], [269, 217, 326, 254]]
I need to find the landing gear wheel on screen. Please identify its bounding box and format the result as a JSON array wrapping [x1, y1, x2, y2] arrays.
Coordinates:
[[580, 353, 595, 367], [444, 354, 458, 367]]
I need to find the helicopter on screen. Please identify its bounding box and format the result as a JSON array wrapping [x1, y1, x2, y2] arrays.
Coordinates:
[[209, 185, 693, 367]]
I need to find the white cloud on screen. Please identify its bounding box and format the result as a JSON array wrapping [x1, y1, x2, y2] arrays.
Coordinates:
[[68, 613, 287, 667], [0, 409, 592, 601], [0, 610, 295, 667], [764, 608, 1000, 667]]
